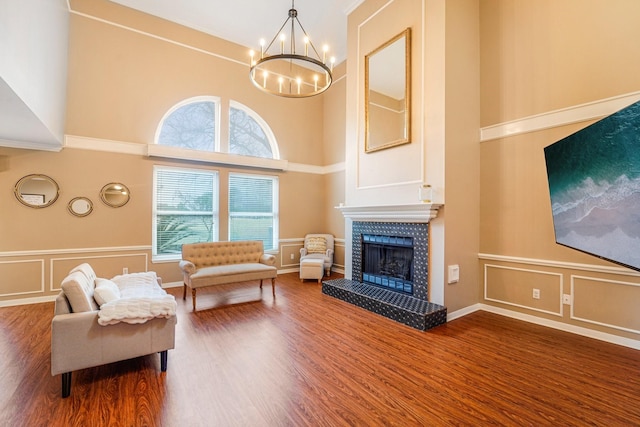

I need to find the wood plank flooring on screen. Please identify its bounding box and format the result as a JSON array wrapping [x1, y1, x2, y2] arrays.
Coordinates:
[[1, 272, 639, 426]]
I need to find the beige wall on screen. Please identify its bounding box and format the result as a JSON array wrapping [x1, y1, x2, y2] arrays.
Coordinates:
[[480, 0, 640, 341], [0, 0, 346, 303]]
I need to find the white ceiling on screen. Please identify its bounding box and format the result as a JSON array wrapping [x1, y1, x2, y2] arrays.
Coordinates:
[[109, 0, 362, 64]]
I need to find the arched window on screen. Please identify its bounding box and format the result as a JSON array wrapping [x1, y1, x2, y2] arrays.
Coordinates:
[[156, 96, 220, 151], [155, 97, 279, 159], [229, 101, 279, 159]]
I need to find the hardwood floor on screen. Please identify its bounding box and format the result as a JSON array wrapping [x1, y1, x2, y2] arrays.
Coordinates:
[[1, 272, 639, 426]]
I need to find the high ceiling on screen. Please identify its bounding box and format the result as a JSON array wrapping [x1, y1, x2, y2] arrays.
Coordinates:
[[109, 0, 362, 64]]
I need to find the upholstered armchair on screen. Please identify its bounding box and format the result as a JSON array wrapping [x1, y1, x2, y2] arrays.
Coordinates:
[[300, 234, 334, 276]]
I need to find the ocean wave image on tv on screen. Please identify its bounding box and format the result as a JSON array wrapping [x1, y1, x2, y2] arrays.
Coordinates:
[[544, 100, 640, 271]]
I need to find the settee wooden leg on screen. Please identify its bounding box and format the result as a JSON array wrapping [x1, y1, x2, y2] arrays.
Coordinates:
[[271, 278, 276, 297], [259, 279, 263, 289], [160, 350, 168, 371], [192, 288, 197, 312], [61, 372, 71, 398]]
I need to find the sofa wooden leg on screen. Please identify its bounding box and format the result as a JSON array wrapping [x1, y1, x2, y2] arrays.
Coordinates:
[[61, 372, 71, 398], [160, 350, 168, 371], [259, 279, 263, 289], [271, 278, 276, 297], [182, 283, 187, 300], [192, 288, 197, 312]]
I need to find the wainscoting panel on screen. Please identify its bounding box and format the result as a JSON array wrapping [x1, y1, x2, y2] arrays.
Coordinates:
[[51, 253, 148, 292], [484, 264, 563, 316], [571, 275, 640, 334], [480, 253, 640, 340], [0, 247, 150, 305], [279, 241, 303, 268], [0, 259, 44, 297]]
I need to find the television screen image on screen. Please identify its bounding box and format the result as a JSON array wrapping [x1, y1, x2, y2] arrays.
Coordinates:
[[544, 100, 640, 271]]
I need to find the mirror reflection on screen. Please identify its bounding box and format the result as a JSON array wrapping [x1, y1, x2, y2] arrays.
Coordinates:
[[100, 183, 130, 208], [365, 28, 411, 153], [68, 197, 93, 217], [14, 174, 60, 208]]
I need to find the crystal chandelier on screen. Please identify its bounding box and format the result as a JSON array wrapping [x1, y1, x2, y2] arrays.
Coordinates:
[[249, 1, 335, 98]]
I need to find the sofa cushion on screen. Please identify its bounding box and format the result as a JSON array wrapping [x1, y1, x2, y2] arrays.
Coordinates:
[[70, 262, 97, 284], [94, 278, 121, 306], [61, 271, 98, 312], [306, 236, 327, 254]]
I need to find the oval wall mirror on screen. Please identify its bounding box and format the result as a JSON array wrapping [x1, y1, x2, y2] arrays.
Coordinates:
[[100, 183, 130, 208], [68, 197, 93, 217], [14, 174, 60, 208]]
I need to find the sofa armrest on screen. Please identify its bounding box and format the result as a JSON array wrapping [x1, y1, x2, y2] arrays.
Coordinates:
[[300, 248, 308, 257], [179, 260, 196, 274], [260, 253, 276, 266], [51, 311, 101, 375], [326, 248, 334, 257]]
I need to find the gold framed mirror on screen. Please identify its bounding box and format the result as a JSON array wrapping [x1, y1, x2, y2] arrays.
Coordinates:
[[100, 183, 130, 208], [365, 28, 411, 153], [14, 174, 60, 208], [68, 197, 93, 217]]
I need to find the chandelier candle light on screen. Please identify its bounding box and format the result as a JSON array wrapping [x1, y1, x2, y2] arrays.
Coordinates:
[[249, 1, 335, 98]]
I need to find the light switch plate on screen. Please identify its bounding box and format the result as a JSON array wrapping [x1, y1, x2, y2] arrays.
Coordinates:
[[448, 265, 460, 284]]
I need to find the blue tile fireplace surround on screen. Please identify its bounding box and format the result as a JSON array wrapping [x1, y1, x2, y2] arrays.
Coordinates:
[[323, 221, 447, 331]]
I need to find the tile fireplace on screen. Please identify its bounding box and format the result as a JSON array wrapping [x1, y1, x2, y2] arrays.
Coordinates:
[[323, 204, 447, 331]]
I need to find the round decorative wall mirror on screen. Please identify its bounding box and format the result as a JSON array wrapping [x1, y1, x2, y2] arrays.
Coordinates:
[[14, 174, 60, 208], [100, 183, 130, 208], [68, 197, 93, 217]]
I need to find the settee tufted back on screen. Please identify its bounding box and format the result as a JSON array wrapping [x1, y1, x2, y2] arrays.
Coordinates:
[[181, 241, 264, 268]]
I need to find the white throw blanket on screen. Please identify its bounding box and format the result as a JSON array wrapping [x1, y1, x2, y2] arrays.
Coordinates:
[[98, 272, 177, 326]]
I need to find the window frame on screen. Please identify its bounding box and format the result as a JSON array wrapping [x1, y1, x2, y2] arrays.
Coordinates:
[[228, 172, 279, 251], [154, 95, 222, 152], [229, 100, 280, 160], [152, 165, 219, 262]]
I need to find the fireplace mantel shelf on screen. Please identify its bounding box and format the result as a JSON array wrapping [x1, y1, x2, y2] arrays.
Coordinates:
[[336, 203, 443, 223]]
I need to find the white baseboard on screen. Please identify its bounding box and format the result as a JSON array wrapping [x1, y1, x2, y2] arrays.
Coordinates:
[[448, 303, 640, 350]]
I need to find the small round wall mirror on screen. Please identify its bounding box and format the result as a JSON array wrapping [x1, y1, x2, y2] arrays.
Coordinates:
[[68, 197, 93, 217], [100, 182, 130, 208], [14, 174, 60, 208]]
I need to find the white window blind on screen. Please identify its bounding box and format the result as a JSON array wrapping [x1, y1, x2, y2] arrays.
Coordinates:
[[229, 173, 278, 250], [153, 166, 218, 259]]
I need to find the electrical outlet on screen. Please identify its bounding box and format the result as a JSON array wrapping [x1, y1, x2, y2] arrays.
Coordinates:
[[123, 267, 128, 275], [562, 294, 571, 305], [290, 253, 294, 260], [532, 288, 540, 299]]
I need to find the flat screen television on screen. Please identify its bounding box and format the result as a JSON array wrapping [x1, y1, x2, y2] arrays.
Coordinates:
[[544, 100, 640, 272]]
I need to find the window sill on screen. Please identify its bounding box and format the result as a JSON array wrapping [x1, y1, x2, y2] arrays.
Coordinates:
[[147, 145, 288, 171]]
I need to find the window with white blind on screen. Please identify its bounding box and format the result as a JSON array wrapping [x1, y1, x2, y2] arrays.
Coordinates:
[[228, 173, 278, 250], [153, 166, 219, 259]]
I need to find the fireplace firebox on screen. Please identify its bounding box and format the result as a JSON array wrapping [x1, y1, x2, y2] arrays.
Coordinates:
[[362, 234, 414, 294]]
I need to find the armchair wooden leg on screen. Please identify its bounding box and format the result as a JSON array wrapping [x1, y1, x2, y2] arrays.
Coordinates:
[[61, 372, 71, 398], [160, 350, 168, 371], [192, 288, 197, 312], [183, 283, 187, 300], [271, 278, 276, 297]]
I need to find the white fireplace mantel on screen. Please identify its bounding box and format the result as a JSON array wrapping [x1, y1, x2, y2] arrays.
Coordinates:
[[337, 203, 443, 223]]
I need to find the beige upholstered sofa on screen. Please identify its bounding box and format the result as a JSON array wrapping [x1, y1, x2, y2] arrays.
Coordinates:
[[179, 240, 277, 311], [51, 263, 177, 398]]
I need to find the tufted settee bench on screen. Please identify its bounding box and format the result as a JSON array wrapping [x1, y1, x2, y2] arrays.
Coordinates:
[[179, 240, 277, 311]]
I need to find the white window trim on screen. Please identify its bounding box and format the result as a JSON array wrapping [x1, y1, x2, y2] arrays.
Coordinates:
[[229, 100, 281, 160], [152, 165, 219, 262], [153, 95, 222, 152], [228, 172, 279, 251]]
